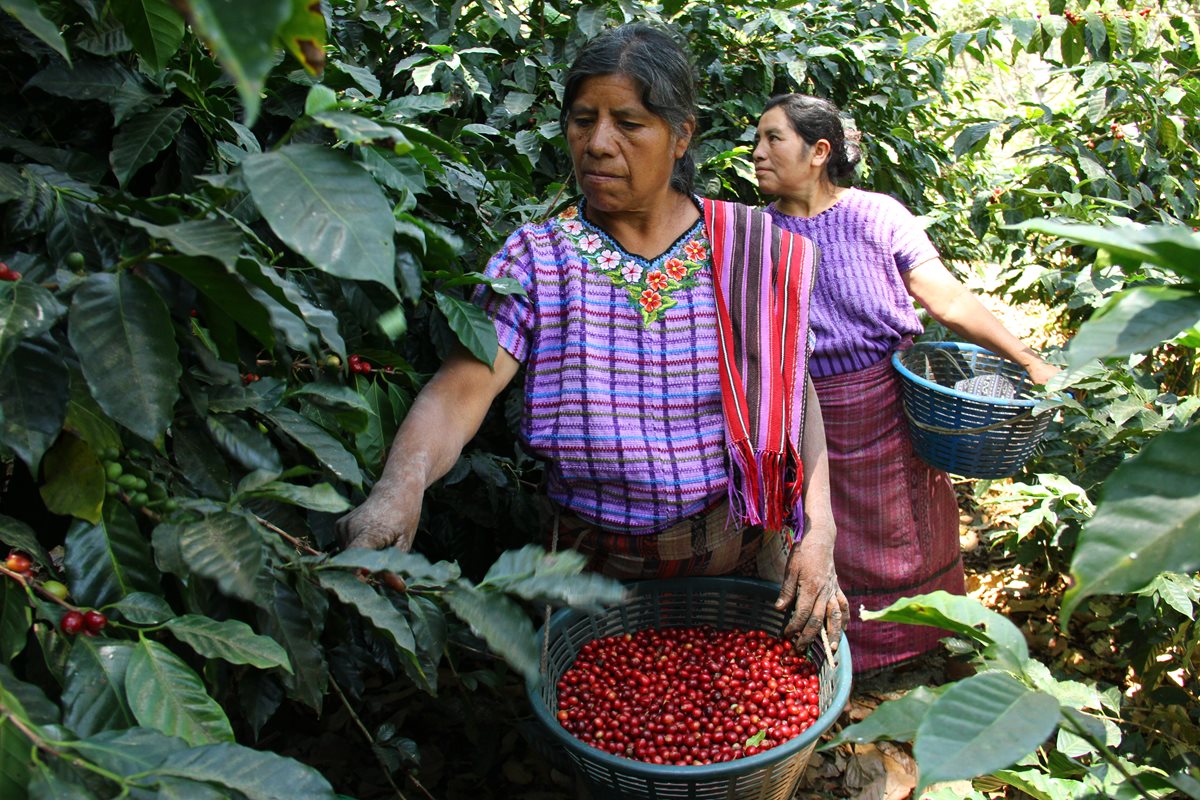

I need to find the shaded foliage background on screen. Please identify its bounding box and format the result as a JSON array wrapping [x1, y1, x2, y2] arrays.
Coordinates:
[[0, 0, 1196, 797]]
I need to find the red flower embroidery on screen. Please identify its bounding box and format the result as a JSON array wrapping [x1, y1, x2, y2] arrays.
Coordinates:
[[683, 240, 707, 261], [664, 257, 688, 281], [646, 270, 669, 291], [639, 289, 663, 313]]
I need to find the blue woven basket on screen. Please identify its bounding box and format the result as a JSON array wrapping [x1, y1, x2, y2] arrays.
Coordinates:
[[892, 342, 1052, 479], [526, 577, 852, 800]]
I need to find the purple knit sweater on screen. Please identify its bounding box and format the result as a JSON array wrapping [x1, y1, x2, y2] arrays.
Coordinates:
[[767, 188, 938, 377]]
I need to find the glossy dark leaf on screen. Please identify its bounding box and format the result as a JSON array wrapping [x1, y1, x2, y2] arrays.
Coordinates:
[[323, 549, 460, 585], [129, 219, 244, 269], [444, 583, 538, 681], [0, 281, 65, 364], [1, 0, 71, 64], [64, 726, 188, 777], [63, 503, 160, 608], [165, 614, 292, 671], [110, 0, 186, 72], [435, 291, 497, 366], [205, 413, 282, 473], [62, 637, 137, 737], [177, 513, 266, 604], [242, 145, 396, 292], [111, 107, 187, 186], [0, 338, 68, 472], [267, 407, 362, 487], [125, 638, 235, 746], [107, 592, 174, 625], [242, 481, 350, 513], [151, 741, 337, 800], [1066, 287, 1200, 369], [0, 580, 31, 664], [824, 686, 946, 748], [0, 514, 53, 571], [68, 272, 180, 442], [257, 580, 327, 711], [317, 571, 417, 656]]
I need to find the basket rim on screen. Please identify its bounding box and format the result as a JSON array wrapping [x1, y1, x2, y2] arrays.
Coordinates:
[[892, 342, 1041, 409], [525, 576, 854, 781]]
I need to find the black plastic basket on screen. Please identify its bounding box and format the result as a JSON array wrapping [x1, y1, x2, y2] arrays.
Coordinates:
[[526, 577, 852, 800], [892, 342, 1052, 479]]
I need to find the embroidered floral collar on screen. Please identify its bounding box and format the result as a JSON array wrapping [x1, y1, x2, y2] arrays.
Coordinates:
[[556, 201, 709, 326]]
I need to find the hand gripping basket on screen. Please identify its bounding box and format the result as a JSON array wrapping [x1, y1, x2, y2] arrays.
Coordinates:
[[526, 577, 852, 800], [892, 341, 1053, 479]]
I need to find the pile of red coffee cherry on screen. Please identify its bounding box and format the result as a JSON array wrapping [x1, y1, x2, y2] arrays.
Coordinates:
[[554, 626, 822, 766]]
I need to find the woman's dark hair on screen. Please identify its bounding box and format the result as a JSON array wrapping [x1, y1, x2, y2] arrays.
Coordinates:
[[763, 94, 862, 185], [560, 24, 698, 194]]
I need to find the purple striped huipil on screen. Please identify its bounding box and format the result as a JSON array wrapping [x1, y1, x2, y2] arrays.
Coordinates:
[[473, 201, 728, 534], [768, 188, 938, 377]]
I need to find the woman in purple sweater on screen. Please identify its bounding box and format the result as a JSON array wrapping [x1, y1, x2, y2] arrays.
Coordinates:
[[753, 94, 1058, 674], [338, 28, 848, 654]]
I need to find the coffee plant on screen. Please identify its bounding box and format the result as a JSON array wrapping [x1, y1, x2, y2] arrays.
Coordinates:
[[0, 0, 1196, 797]]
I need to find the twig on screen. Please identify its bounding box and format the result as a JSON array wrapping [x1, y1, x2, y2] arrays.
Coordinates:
[[328, 676, 412, 800], [0, 703, 128, 787], [0, 566, 74, 610], [253, 515, 323, 557], [1061, 711, 1156, 800]]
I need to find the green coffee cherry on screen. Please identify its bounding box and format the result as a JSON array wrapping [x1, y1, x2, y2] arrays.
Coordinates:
[[105, 461, 123, 480]]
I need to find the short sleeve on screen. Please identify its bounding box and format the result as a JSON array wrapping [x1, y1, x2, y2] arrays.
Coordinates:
[[889, 202, 940, 273], [472, 230, 537, 363]]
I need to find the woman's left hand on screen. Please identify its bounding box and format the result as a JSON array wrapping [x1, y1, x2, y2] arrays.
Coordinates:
[[774, 528, 848, 651]]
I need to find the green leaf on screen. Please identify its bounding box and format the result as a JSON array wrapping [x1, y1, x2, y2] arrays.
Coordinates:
[[0, 515, 53, 571], [110, 107, 187, 186], [107, 592, 174, 625], [288, 383, 370, 431], [310, 111, 412, 151], [824, 686, 945, 748], [0, 281, 66, 364], [64, 373, 121, 456], [68, 272, 181, 442], [277, 0, 327, 75], [125, 638, 235, 746], [1011, 221, 1200, 282], [0, 338, 68, 472], [242, 481, 350, 513], [185, 0, 291, 125], [26, 765, 97, 799], [444, 583, 538, 681], [257, 580, 327, 711], [1066, 287, 1200, 369], [317, 571, 417, 656], [478, 546, 626, 610], [151, 741, 337, 800], [156, 255, 274, 349], [0, 702, 29, 800], [165, 615, 291, 672], [127, 218, 244, 270], [323, 549, 461, 585], [0, 579, 31, 664], [62, 638, 137, 737], [177, 513, 266, 604], [267, 407, 362, 487], [435, 292, 497, 366], [241, 145, 396, 293], [1063, 426, 1200, 621], [206, 413, 282, 473], [236, 258, 346, 358], [110, 0, 185, 72], [0, 0, 71, 64], [64, 503, 160, 608], [39, 433, 105, 523], [953, 121, 1000, 157], [913, 672, 1060, 794], [0, 663, 58, 724], [862, 591, 1029, 669], [65, 727, 188, 777]]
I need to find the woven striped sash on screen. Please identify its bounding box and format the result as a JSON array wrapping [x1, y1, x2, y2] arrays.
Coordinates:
[[703, 198, 819, 534]]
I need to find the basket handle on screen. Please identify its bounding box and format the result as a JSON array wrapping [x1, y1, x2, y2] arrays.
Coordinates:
[[903, 406, 1034, 435], [819, 626, 838, 672]]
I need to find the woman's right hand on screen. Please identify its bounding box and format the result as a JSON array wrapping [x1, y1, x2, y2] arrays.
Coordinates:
[[335, 474, 424, 551]]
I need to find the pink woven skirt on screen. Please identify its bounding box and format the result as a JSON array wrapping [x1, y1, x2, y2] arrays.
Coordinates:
[[814, 355, 965, 673]]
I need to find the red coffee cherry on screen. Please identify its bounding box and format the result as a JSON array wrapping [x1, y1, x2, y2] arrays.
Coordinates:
[[83, 610, 108, 634], [61, 611, 85, 636]]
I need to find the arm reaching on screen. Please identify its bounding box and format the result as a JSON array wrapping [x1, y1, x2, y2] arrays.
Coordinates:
[[335, 345, 521, 551], [904, 259, 1061, 386], [774, 376, 848, 650]]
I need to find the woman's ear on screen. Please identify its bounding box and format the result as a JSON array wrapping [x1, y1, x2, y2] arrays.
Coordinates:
[[809, 138, 833, 167], [674, 118, 696, 158]]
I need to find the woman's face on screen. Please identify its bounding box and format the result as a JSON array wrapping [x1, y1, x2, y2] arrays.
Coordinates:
[[753, 106, 824, 196], [566, 73, 692, 215]]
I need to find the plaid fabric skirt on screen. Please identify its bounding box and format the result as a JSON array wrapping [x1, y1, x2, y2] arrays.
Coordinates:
[[814, 355, 965, 674], [551, 500, 790, 583]]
